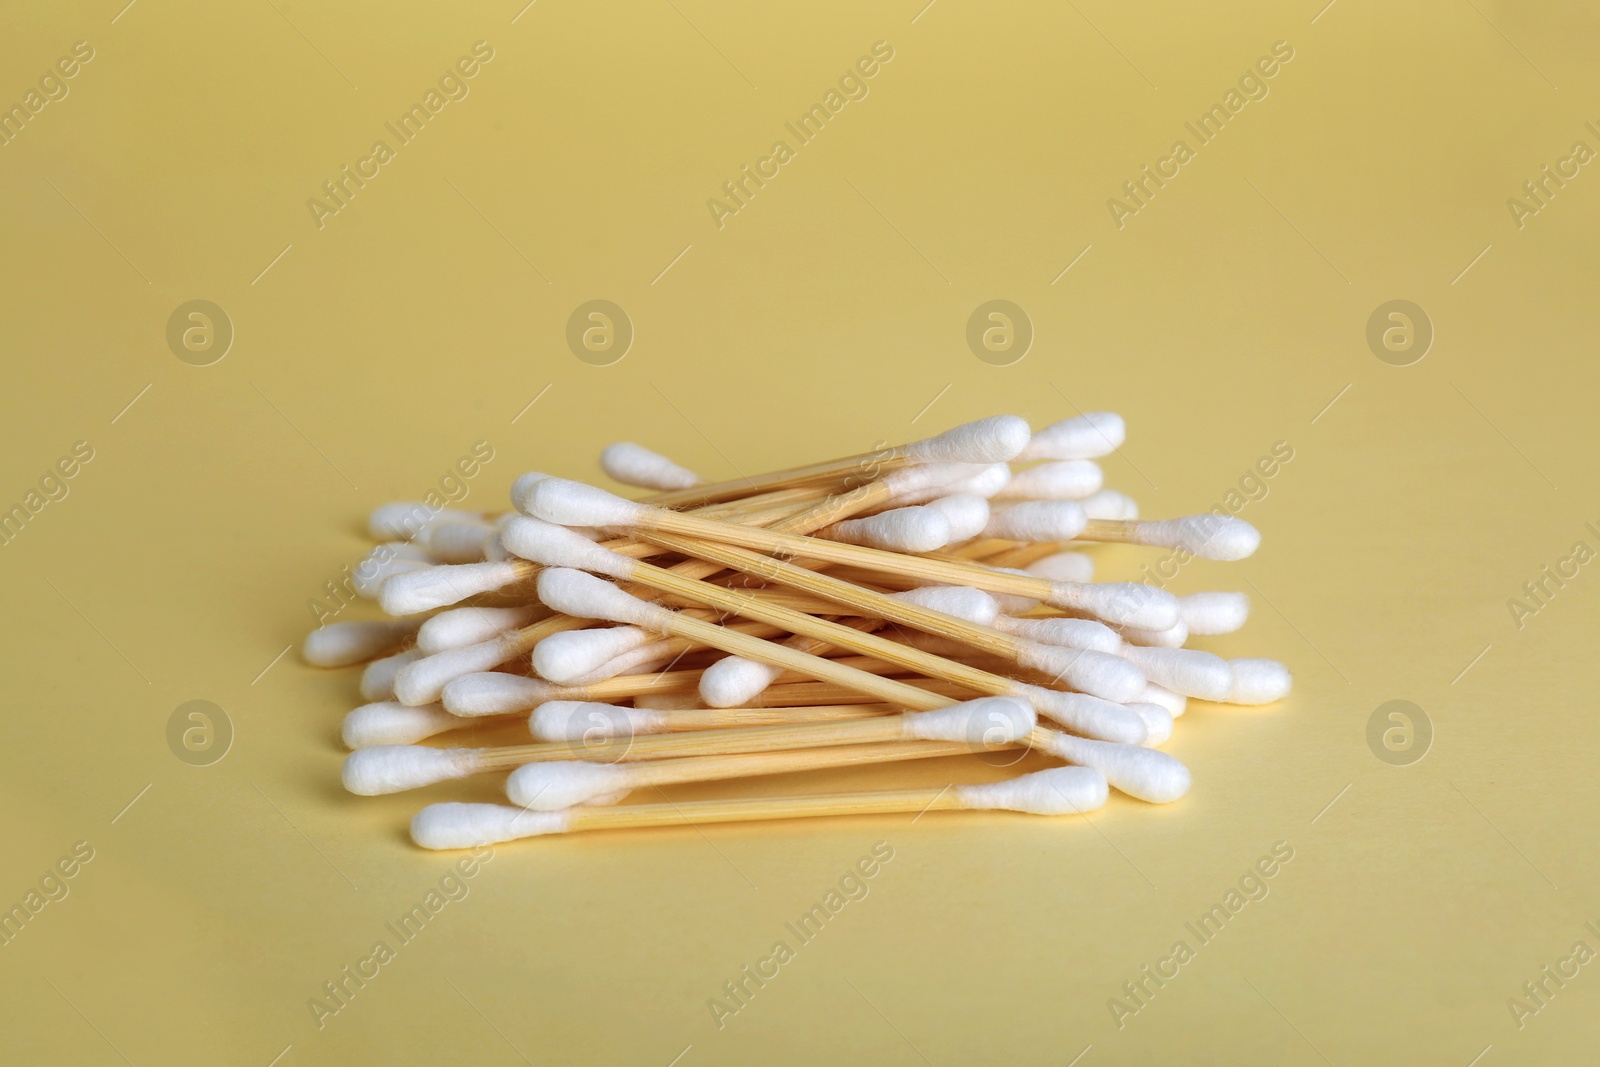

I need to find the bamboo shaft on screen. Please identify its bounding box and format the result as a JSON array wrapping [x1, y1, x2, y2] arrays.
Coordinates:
[[656, 703, 894, 731], [472, 713, 924, 769], [565, 669, 702, 701], [640, 531, 1022, 659], [624, 605, 950, 711], [777, 478, 897, 532], [1078, 519, 1142, 545], [639, 446, 913, 510], [564, 787, 966, 831], [768, 615, 884, 663], [569, 656, 941, 709], [948, 538, 1017, 560], [496, 486, 837, 648], [634, 509, 1057, 600], [620, 559, 1023, 701], [749, 676, 981, 706], [624, 739, 995, 788], [983, 541, 1065, 569], [507, 474, 911, 650]]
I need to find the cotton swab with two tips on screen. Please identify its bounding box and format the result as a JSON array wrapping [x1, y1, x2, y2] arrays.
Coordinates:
[[411, 765, 1110, 849], [341, 697, 1037, 795]]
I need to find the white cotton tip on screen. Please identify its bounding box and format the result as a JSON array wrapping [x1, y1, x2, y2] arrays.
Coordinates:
[[534, 626, 655, 683], [341, 745, 476, 796], [954, 463, 1014, 499], [900, 697, 1035, 744], [996, 460, 1104, 501], [304, 618, 420, 667], [1120, 620, 1189, 648], [368, 504, 480, 541], [1043, 734, 1190, 804], [361, 560, 431, 597], [1139, 683, 1188, 718], [352, 548, 431, 598], [422, 521, 499, 564], [600, 442, 702, 491], [983, 501, 1088, 543], [922, 494, 991, 542], [1016, 685, 1147, 745], [699, 656, 783, 707], [510, 472, 551, 512], [563, 652, 662, 684], [361, 649, 422, 701], [1079, 490, 1140, 521], [530, 700, 665, 741], [906, 415, 1031, 464], [1049, 582, 1179, 630], [379, 561, 527, 616], [1118, 646, 1234, 702], [878, 463, 981, 506], [501, 516, 631, 577], [890, 585, 1001, 627], [1226, 659, 1292, 704], [881, 461, 985, 500], [416, 606, 536, 655], [536, 568, 662, 628], [1024, 551, 1095, 583], [995, 615, 1121, 654], [393, 635, 521, 706], [412, 803, 571, 850], [565, 639, 678, 685], [829, 506, 952, 552], [524, 478, 647, 529], [1129, 702, 1173, 746], [1133, 516, 1261, 561], [342, 702, 463, 748], [1018, 412, 1125, 462], [1016, 644, 1146, 704], [441, 672, 553, 716], [887, 462, 1012, 507], [1179, 592, 1251, 635], [483, 532, 512, 562], [956, 766, 1108, 815], [506, 761, 635, 810]]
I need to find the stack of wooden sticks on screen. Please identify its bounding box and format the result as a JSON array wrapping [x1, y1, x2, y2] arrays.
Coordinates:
[[303, 413, 1290, 850]]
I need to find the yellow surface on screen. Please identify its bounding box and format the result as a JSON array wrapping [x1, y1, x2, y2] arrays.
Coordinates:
[[3, 1, 1598, 1063]]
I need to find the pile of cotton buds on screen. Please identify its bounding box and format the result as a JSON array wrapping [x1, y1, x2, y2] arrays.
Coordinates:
[[304, 414, 1289, 850]]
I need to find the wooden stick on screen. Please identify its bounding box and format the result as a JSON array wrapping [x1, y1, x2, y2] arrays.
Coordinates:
[[982, 541, 1067, 569], [946, 537, 1019, 560], [562, 787, 965, 829], [658, 589, 848, 616], [542, 669, 704, 702], [410, 765, 1114, 843], [745, 677, 979, 706], [422, 702, 895, 741], [465, 661, 972, 712], [638, 449, 909, 510], [642, 703, 895, 732], [498, 472, 928, 644], [637, 531, 1038, 663], [595, 739, 995, 790], [623, 506, 1065, 602], [470, 710, 980, 770], [580, 605, 951, 711], [580, 554, 1055, 705], [393, 480, 888, 697]]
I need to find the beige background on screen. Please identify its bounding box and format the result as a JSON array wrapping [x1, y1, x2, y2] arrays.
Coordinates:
[[2, 0, 1598, 1063]]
